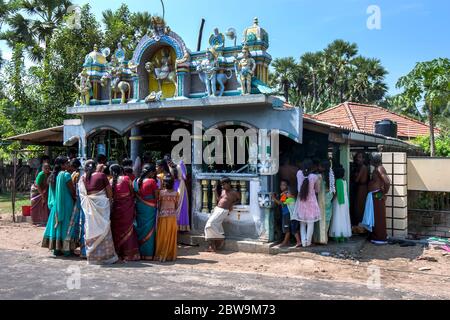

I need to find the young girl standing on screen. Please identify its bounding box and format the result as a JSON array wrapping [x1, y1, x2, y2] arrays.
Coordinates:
[[329, 167, 352, 241], [155, 175, 179, 262], [294, 159, 321, 247]]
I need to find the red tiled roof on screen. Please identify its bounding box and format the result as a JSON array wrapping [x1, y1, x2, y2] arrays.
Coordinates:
[[312, 102, 437, 139]]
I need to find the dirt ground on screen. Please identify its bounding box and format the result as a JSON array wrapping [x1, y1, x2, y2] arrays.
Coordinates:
[[1, 220, 449, 299]]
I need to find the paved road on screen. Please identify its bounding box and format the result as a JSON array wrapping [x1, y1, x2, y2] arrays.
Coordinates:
[[0, 249, 432, 300]]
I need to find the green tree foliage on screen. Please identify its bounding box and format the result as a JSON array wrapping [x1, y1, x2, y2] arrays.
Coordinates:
[[270, 40, 388, 113], [28, 4, 102, 129], [395, 58, 450, 156], [412, 131, 450, 157], [0, 2, 153, 152], [102, 4, 152, 59]]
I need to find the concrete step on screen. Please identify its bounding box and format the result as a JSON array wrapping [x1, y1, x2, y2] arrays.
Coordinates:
[[12, 215, 33, 223], [178, 232, 367, 255], [178, 233, 273, 254], [269, 236, 367, 256]]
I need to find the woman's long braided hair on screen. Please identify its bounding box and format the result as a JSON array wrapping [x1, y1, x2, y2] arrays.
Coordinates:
[[110, 164, 123, 194], [138, 164, 156, 189], [84, 159, 96, 182], [299, 158, 313, 201], [47, 156, 68, 188]]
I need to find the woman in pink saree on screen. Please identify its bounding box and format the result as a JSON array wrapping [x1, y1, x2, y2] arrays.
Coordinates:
[[30, 163, 51, 225]]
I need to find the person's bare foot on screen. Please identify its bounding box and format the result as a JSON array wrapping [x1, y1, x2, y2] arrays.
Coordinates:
[[141, 256, 154, 261], [215, 240, 225, 250], [206, 241, 216, 252], [279, 242, 290, 248]]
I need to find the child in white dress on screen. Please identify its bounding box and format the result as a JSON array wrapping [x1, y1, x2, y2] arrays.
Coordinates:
[[329, 166, 352, 241]]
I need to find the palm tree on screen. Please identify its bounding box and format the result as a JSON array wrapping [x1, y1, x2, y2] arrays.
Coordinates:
[[21, 0, 73, 61], [349, 56, 387, 103], [102, 6, 152, 57], [322, 40, 358, 102], [0, 0, 17, 66], [132, 11, 152, 39], [297, 52, 323, 111], [271, 57, 297, 103], [1, 12, 41, 61]]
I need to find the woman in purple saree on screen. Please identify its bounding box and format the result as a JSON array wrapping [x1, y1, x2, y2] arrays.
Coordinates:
[[173, 160, 190, 231]]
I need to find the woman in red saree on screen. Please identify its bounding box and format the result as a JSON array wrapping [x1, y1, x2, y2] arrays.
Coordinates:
[[109, 164, 140, 261]]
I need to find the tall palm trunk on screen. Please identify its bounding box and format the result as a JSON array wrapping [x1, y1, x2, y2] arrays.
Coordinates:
[[427, 102, 436, 157], [283, 80, 289, 103], [312, 72, 318, 101]]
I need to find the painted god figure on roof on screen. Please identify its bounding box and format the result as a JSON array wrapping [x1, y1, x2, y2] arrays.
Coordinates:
[[236, 45, 256, 95], [74, 17, 274, 105], [145, 47, 178, 98], [197, 46, 233, 97], [74, 68, 91, 105]]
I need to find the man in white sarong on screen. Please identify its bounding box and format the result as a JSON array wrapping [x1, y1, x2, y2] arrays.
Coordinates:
[[205, 177, 241, 252]]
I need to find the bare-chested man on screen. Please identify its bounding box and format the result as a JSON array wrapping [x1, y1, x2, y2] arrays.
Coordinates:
[[368, 153, 391, 243], [205, 177, 241, 252]]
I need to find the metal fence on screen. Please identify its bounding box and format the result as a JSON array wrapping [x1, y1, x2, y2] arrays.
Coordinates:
[[0, 165, 37, 193]]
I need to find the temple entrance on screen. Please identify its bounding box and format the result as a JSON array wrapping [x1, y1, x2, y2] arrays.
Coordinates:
[[136, 120, 193, 230], [87, 129, 129, 162], [137, 120, 192, 161]]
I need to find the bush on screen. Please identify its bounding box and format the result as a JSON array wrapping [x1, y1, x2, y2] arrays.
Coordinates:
[[412, 132, 450, 157]]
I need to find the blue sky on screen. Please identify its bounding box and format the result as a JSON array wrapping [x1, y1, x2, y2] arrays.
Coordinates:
[[1, 0, 449, 95]]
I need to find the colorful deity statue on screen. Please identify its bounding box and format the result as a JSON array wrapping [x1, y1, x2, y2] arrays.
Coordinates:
[[197, 47, 233, 97], [145, 48, 178, 97], [209, 28, 225, 48], [101, 51, 131, 104], [235, 45, 256, 95], [74, 68, 91, 105], [150, 16, 171, 39]]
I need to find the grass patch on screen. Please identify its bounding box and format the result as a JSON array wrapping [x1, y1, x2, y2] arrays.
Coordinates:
[[0, 192, 30, 216]]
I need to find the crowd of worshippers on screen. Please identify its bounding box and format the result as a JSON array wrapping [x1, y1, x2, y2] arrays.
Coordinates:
[[31, 153, 190, 265], [260, 152, 391, 249], [30, 151, 390, 262]]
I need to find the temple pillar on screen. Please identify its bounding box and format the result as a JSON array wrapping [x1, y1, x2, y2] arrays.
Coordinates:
[[191, 120, 203, 232], [79, 135, 88, 160], [258, 175, 275, 243], [130, 127, 142, 162]]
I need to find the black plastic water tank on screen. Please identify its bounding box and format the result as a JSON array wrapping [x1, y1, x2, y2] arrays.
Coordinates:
[[374, 119, 398, 138]]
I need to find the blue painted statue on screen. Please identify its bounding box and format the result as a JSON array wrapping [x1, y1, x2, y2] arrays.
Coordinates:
[[197, 47, 233, 97]]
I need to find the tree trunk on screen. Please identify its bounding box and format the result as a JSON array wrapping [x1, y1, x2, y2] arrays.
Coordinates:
[[428, 103, 436, 157], [283, 80, 289, 103], [312, 73, 318, 102]]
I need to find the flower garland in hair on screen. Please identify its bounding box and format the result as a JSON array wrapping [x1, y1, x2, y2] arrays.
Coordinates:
[[329, 160, 336, 194]]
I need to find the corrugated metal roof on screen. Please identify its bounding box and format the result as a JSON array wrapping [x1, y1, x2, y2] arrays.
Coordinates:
[[6, 126, 64, 145]]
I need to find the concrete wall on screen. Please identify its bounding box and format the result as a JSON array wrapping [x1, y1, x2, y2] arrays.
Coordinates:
[[383, 152, 408, 238], [408, 209, 450, 238], [408, 158, 450, 192]]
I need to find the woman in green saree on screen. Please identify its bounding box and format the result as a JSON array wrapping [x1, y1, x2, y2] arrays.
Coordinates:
[[42, 156, 77, 256], [134, 164, 158, 260]]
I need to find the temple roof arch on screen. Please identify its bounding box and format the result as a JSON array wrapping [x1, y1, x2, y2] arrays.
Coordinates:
[[131, 31, 190, 65]]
